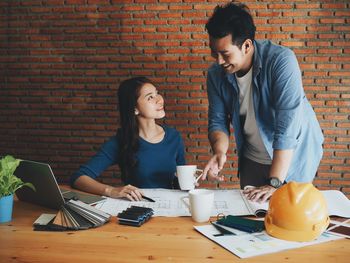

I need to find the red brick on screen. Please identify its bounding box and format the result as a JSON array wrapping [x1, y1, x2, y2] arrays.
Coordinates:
[[320, 18, 346, 24], [280, 40, 305, 47], [268, 3, 293, 9], [317, 48, 343, 54], [295, 4, 320, 9], [146, 5, 168, 11], [309, 10, 334, 16], [134, 27, 156, 33], [307, 25, 332, 32], [122, 5, 144, 11], [334, 25, 350, 32], [321, 3, 347, 9], [135, 0, 158, 3]]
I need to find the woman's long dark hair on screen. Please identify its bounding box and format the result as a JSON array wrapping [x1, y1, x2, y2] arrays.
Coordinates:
[[118, 77, 153, 183]]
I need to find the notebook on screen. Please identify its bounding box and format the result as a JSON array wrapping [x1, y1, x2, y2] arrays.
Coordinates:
[[15, 159, 105, 210]]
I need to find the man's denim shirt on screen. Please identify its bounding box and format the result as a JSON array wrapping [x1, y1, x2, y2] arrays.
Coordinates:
[[207, 40, 324, 182]]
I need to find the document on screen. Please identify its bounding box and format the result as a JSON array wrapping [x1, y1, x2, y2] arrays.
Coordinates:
[[194, 224, 343, 258], [239, 189, 350, 218], [94, 188, 350, 218], [95, 189, 267, 217], [96, 189, 189, 217], [322, 190, 350, 218], [240, 189, 350, 218]]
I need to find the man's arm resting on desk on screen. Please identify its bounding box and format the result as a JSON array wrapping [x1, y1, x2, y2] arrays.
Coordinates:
[[74, 175, 143, 201], [243, 149, 294, 202]]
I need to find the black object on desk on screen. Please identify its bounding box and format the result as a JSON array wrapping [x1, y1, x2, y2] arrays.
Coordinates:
[[216, 215, 265, 233], [117, 206, 154, 227]]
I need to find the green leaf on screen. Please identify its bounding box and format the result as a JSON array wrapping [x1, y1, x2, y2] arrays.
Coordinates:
[[0, 155, 35, 197]]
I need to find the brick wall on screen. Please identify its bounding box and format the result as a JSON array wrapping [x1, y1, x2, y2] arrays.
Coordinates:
[[1, 0, 349, 196]]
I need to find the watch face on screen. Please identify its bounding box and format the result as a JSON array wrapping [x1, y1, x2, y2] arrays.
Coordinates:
[[270, 178, 282, 188]]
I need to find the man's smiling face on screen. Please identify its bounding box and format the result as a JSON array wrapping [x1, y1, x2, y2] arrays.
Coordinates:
[[209, 34, 251, 77]]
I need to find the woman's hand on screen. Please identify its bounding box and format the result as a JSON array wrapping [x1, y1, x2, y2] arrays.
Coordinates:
[[106, 184, 144, 201]]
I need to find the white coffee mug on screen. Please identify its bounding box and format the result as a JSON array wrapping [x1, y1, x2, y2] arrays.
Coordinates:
[[182, 189, 214, 223], [176, 165, 203, 191]]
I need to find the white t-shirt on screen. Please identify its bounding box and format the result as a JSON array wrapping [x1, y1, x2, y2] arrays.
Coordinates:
[[236, 67, 272, 164]]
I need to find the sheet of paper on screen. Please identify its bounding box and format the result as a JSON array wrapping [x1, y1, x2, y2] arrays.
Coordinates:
[[322, 190, 350, 218], [95, 189, 188, 217], [194, 225, 342, 258], [240, 191, 268, 216], [241, 189, 350, 218], [95, 189, 254, 217]]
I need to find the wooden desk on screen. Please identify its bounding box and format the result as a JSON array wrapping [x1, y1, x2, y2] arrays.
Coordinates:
[[0, 200, 349, 263]]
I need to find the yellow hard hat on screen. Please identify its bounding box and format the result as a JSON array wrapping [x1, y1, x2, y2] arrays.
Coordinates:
[[264, 181, 329, 242]]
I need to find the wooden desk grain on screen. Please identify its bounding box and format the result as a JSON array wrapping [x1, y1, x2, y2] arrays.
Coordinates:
[[0, 200, 349, 263]]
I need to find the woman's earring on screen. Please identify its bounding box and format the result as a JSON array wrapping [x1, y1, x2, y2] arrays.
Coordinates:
[[135, 110, 139, 115]]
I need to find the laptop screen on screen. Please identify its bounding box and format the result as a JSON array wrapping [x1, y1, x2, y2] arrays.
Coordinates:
[[15, 160, 65, 210]]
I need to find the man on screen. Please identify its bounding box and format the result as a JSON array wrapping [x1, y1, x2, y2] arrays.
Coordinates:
[[201, 2, 324, 202]]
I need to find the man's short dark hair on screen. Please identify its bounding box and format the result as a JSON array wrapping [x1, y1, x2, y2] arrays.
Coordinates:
[[205, 1, 256, 48]]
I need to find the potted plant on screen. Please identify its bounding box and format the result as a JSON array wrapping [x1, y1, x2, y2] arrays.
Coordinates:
[[0, 155, 35, 223]]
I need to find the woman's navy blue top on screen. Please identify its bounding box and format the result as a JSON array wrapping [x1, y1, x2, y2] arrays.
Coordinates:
[[71, 126, 186, 189]]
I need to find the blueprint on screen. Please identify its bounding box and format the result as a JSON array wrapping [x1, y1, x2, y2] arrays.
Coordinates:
[[94, 188, 257, 217], [93, 188, 350, 218]]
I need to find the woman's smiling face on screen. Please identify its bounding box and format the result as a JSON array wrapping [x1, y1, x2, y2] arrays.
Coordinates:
[[135, 83, 165, 120]]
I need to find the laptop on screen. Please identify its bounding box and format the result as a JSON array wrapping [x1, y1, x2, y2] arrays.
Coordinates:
[[15, 160, 105, 210]]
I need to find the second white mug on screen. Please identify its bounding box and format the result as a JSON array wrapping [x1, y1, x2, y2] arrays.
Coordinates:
[[176, 165, 203, 190], [182, 189, 214, 223]]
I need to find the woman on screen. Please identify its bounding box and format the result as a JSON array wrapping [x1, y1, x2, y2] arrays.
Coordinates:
[[71, 77, 186, 201]]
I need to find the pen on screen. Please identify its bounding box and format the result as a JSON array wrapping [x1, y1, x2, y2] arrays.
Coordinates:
[[141, 195, 156, 202]]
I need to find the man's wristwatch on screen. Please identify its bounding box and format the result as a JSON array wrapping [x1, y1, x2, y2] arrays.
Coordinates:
[[267, 177, 283, 189]]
